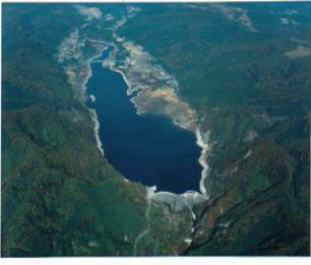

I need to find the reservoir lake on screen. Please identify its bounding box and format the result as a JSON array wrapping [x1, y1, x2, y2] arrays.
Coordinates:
[[87, 53, 202, 194]]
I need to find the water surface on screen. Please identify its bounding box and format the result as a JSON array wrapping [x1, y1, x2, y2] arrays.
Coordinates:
[[87, 54, 202, 193]]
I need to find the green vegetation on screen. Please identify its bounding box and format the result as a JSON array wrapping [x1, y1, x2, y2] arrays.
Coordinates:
[[2, 4, 148, 257], [2, 3, 310, 256], [120, 3, 310, 255]]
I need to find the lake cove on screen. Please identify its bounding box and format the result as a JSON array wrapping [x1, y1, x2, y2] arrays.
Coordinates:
[[87, 55, 202, 194]]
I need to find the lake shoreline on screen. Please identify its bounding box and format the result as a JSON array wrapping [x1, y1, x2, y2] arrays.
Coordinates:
[[86, 48, 205, 193]]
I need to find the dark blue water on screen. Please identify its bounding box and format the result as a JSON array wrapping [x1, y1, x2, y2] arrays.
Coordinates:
[[87, 53, 202, 193]]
